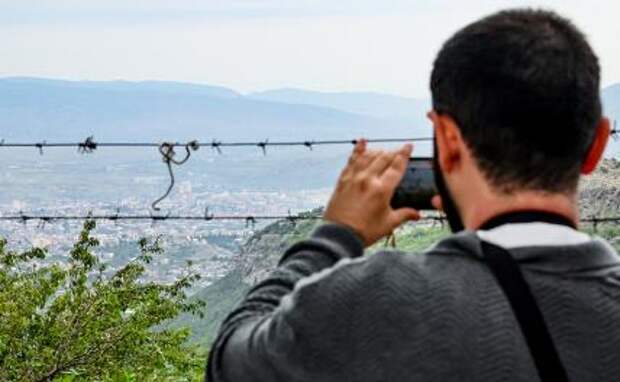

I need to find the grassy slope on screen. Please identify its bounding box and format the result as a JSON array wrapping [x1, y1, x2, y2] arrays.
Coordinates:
[[186, 270, 249, 346]]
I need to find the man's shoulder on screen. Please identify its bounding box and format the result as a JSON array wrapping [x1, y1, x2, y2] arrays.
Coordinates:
[[305, 230, 489, 294], [288, 231, 492, 329], [365, 230, 486, 277]]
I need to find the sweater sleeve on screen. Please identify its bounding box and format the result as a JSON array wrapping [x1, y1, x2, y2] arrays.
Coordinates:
[[206, 223, 365, 382]]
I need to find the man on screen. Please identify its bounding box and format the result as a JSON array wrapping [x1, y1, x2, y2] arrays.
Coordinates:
[[207, 9, 620, 381]]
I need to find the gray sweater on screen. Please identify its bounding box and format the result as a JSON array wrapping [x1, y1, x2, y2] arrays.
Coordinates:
[[207, 222, 620, 381]]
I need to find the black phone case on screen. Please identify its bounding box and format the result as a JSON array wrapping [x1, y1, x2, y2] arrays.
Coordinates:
[[390, 157, 436, 210]]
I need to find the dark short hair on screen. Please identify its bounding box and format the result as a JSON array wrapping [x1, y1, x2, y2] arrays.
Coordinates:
[[430, 8, 601, 193]]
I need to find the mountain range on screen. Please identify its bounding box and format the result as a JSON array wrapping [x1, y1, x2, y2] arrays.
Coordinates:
[[0, 77, 424, 143], [604, 83, 620, 129], [249, 88, 429, 121]]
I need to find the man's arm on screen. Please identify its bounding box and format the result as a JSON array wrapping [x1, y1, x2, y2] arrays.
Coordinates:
[[206, 223, 365, 382]]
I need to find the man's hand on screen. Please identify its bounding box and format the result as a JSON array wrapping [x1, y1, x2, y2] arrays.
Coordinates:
[[324, 139, 421, 247]]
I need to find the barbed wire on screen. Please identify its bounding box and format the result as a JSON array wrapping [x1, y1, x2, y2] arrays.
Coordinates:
[[1, 212, 618, 225], [0, 136, 433, 152], [1, 135, 435, 209], [2, 122, 616, 153], [0, 213, 298, 229], [1, 210, 618, 247], [0, 212, 446, 225]]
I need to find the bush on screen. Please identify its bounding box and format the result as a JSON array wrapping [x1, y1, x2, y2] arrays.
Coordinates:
[[0, 220, 206, 381]]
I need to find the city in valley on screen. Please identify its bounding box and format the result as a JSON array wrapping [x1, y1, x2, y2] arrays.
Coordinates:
[[0, 156, 332, 290]]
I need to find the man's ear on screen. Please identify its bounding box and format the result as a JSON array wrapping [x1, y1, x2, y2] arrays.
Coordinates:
[[427, 111, 462, 173], [582, 118, 611, 175]]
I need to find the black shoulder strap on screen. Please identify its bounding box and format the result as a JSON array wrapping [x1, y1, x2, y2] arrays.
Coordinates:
[[480, 241, 569, 382]]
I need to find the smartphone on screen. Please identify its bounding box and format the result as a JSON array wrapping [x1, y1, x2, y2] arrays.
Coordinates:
[[390, 157, 436, 210]]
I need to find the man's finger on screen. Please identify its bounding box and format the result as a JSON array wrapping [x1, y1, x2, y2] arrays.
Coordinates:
[[354, 138, 367, 154], [431, 195, 443, 211], [380, 144, 413, 189], [363, 151, 397, 177], [347, 139, 367, 165], [365, 144, 412, 178], [381, 157, 409, 191], [353, 150, 381, 172]]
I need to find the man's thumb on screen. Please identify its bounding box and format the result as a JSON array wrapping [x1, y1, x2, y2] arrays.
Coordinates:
[[390, 208, 420, 227]]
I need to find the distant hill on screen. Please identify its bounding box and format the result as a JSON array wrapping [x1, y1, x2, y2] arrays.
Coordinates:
[[0, 77, 242, 99], [602, 84, 620, 155], [603, 83, 620, 125], [0, 77, 425, 143], [249, 88, 429, 122]]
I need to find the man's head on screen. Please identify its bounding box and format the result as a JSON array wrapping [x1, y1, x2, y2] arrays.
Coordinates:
[[428, 8, 610, 231]]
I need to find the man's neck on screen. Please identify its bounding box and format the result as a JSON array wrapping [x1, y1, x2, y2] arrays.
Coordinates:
[[463, 190, 579, 231]]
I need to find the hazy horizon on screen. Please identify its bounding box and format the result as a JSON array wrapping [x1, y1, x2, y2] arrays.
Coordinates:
[[2, 1, 619, 98], [1, 75, 619, 101]]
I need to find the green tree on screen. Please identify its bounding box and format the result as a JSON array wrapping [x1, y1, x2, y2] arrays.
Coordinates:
[[0, 220, 206, 381]]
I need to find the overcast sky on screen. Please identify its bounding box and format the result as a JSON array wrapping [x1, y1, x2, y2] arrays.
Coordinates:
[[1, 0, 618, 98]]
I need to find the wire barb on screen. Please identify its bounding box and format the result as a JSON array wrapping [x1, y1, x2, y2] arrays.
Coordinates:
[[257, 139, 269, 155], [78, 136, 97, 154], [35, 141, 45, 155], [286, 209, 298, 226], [204, 207, 214, 221], [110, 208, 121, 225], [245, 216, 257, 228], [211, 140, 223, 154], [37, 217, 53, 229], [583, 215, 603, 233], [148, 210, 171, 226], [384, 232, 397, 248], [18, 211, 28, 225], [430, 214, 446, 229]]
